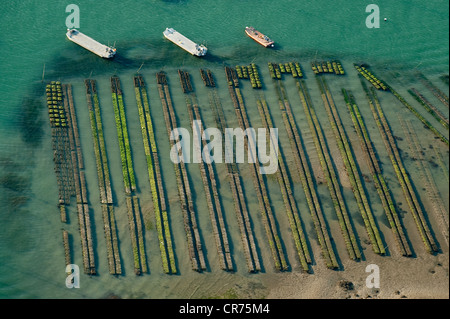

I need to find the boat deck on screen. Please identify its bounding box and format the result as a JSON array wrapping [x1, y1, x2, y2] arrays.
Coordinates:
[[66, 29, 115, 58], [163, 28, 207, 56]]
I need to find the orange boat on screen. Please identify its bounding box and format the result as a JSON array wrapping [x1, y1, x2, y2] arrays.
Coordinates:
[[245, 27, 274, 48]]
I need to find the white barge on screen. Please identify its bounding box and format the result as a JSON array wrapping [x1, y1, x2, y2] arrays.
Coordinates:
[[66, 29, 116, 59], [163, 28, 207, 57]]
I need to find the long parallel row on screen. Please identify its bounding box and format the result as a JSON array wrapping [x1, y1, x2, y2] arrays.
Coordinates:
[[391, 86, 449, 146], [357, 67, 448, 146], [256, 94, 311, 272], [271, 76, 339, 269], [317, 77, 385, 255], [85, 79, 122, 275], [398, 118, 449, 247], [63, 83, 96, 275], [361, 81, 439, 254], [50, 63, 446, 275], [178, 70, 233, 271], [203, 70, 261, 273], [226, 67, 288, 271], [111, 76, 147, 275], [134, 75, 177, 274], [343, 89, 412, 256], [156, 71, 206, 272], [416, 72, 449, 108], [46, 81, 74, 222], [296, 79, 361, 260], [408, 88, 449, 129], [47, 81, 77, 268]]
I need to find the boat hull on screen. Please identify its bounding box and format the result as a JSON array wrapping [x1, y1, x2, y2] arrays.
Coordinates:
[[245, 27, 274, 48]]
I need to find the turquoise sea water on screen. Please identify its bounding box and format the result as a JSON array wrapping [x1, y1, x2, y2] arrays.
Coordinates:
[[0, 0, 448, 299]]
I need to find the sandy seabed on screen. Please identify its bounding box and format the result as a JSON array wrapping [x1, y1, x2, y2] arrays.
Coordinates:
[[160, 236, 448, 300], [263, 252, 449, 299]]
